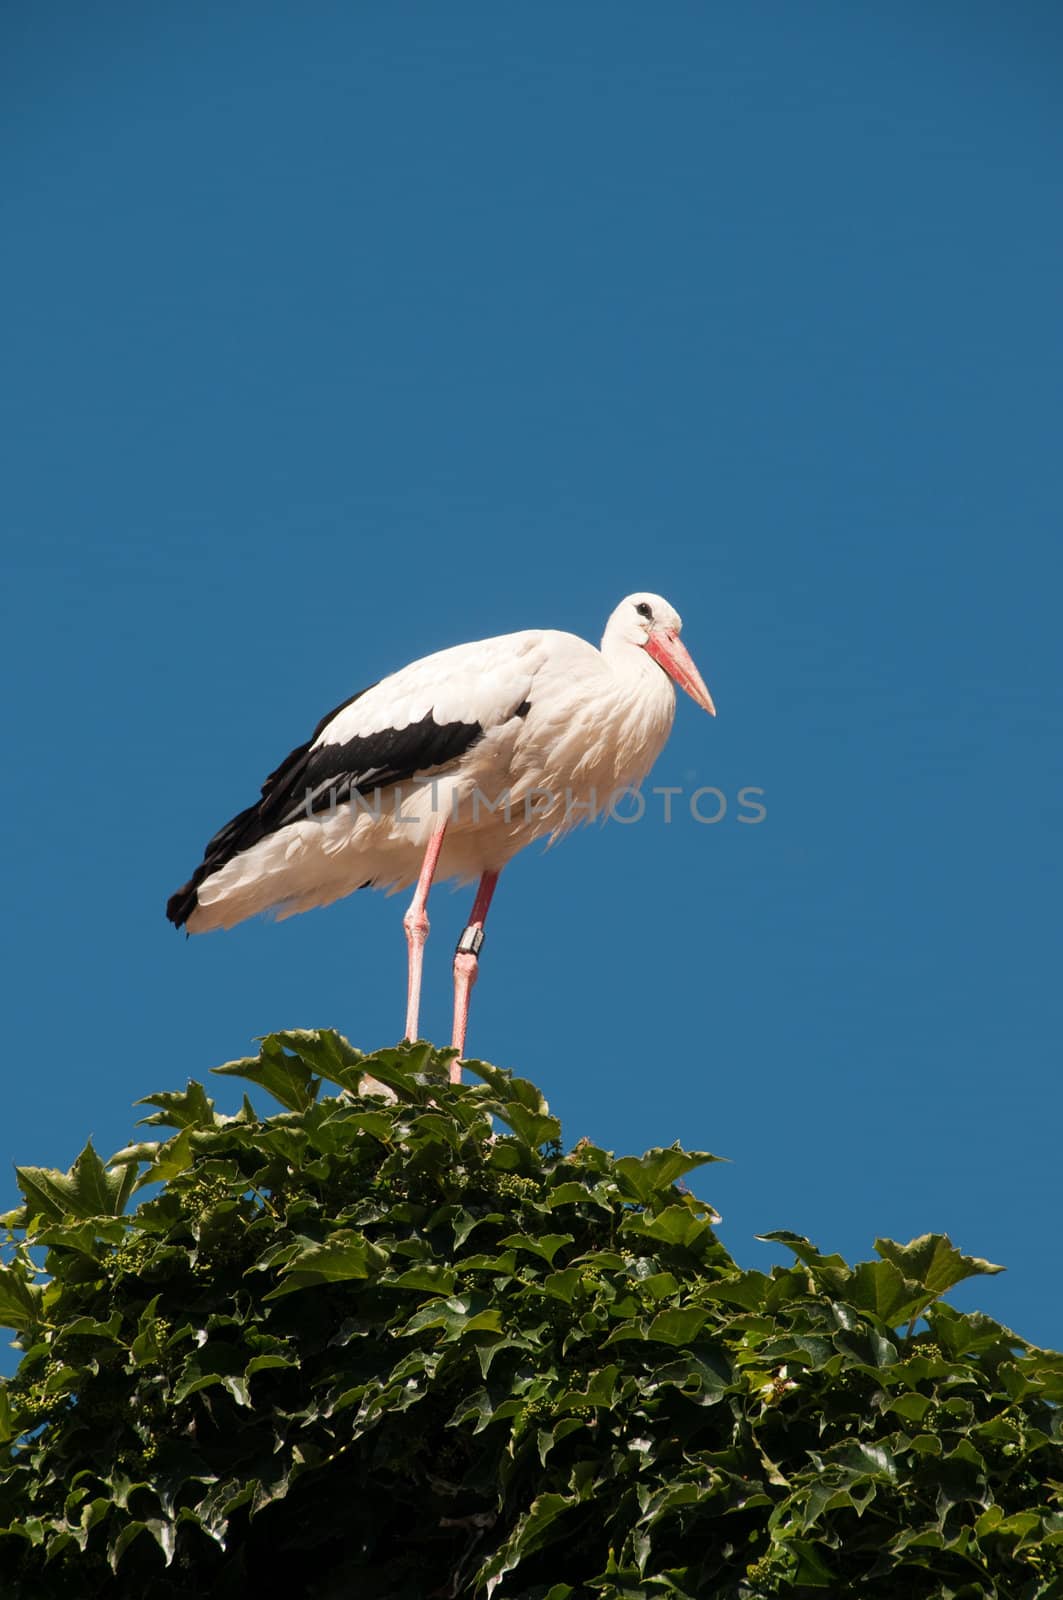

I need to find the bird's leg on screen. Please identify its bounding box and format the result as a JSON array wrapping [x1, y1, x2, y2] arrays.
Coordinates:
[[402, 819, 448, 1042], [450, 870, 499, 1079]]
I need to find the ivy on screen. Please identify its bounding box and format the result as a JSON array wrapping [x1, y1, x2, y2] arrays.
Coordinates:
[[0, 1032, 1059, 1598]]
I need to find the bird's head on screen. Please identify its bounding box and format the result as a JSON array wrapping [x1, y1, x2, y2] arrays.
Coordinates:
[[604, 593, 716, 715]]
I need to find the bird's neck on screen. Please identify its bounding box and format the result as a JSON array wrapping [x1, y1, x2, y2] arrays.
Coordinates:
[[598, 638, 677, 768], [601, 636, 670, 696]]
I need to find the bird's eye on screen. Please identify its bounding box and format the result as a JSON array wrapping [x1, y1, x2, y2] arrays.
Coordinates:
[[635, 602, 653, 620]]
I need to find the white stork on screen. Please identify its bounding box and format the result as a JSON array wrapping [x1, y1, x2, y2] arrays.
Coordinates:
[[167, 593, 715, 1074]]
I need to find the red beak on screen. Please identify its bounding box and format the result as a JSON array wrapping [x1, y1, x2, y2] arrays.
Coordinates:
[[645, 629, 716, 715]]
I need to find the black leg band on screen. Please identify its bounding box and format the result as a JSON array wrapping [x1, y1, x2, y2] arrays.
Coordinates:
[[456, 926, 485, 957]]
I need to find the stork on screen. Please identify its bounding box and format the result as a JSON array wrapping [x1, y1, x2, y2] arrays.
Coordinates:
[[167, 593, 715, 1074]]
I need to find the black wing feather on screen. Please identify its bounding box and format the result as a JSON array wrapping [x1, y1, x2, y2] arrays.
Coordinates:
[[165, 685, 484, 928]]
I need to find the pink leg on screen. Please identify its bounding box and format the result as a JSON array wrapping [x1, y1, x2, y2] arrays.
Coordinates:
[[450, 870, 500, 1079], [402, 819, 448, 1042]]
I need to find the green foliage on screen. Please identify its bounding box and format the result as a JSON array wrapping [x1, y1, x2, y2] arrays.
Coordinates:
[[0, 1032, 1060, 1599]]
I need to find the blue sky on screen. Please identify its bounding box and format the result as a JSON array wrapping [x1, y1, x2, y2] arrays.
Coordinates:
[[3, 2, 1061, 1358]]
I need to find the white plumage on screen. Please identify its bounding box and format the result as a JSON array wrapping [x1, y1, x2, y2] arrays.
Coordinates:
[[168, 592, 715, 1064]]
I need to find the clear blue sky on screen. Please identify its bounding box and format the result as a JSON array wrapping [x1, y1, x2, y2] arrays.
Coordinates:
[[3, 3, 1061, 1356]]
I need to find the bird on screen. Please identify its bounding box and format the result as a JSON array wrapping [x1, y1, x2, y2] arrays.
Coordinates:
[[167, 593, 715, 1075]]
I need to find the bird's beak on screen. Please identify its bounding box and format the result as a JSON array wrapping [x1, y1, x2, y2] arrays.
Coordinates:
[[645, 629, 716, 715]]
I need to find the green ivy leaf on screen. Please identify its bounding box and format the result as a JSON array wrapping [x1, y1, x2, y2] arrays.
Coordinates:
[[845, 1259, 924, 1325], [265, 1231, 387, 1297], [130, 1126, 198, 1188], [789, 1537, 837, 1587], [757, 1231, 850, 1289], [481, 1492, 575, 1593], [17, 1141, 135, 1222], [875, 1234, 1005, 1299], [339, 1110, 396, 1141], [647, 1307, 709, 1346], [652, 1350, 732, 1400], [622, 1205, 713, 1249], [978, 1508, 1041, 1545], [398, 1293, 504, 1340], [543, 1268, 583, 1304], [547, 1180, 608, 1210], [495, 1107, 563, 1147], [269, 1029, 366, 1091], [135, 1081, 220, 1130], [0, 1265, 45, 1333], [810, 1438, 899, 1485], [499, 1233, 573, 1266], [385, 1264, 459, 1294], [703, 1272, 771, 1310], [0, 1385, 16, 1444], [614, 1145, 721, 1204], [355, 1043, 445, 1099], [213, 1037, 319, 1112]]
